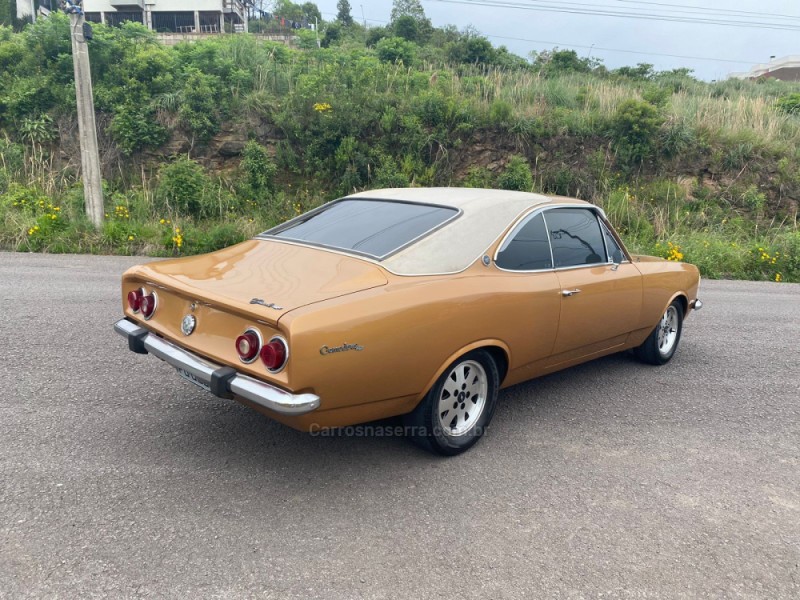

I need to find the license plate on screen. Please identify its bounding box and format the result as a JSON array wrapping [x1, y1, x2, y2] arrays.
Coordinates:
[[175, 367, 210, 392]]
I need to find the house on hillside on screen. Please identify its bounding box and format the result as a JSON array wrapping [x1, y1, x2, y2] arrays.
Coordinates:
[[729, 56, 800, 82], [83, 0, 248, 33]]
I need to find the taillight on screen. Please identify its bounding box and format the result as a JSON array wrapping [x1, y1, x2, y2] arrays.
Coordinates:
[[261, 337, 288, 372], [235, 329, 261, 363], [127, 288, 144, 312], [140, 291, 157, 320]]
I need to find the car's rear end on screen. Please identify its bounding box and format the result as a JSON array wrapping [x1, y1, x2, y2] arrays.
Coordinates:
[[114, 238, 388, 425]]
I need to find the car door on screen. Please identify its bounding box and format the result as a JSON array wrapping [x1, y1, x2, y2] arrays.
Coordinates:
[[544, 207, 643, 360], [494, 211, 561, 368]]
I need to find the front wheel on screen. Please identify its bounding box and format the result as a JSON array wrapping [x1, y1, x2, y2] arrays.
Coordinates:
[[404, 350, 499, 456], [634, 300, 684, 365]]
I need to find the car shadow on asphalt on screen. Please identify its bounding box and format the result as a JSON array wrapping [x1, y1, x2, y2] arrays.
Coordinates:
[[141, 350, 655, 473]]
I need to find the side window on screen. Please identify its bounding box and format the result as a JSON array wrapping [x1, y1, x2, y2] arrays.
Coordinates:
[[600, 220, 625, 263], [496, 213, 553, 271], [544, 209, 606, 268]]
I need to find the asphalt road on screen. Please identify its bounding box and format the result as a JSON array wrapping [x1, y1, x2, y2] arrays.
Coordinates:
[[1, 252, 798, 599]]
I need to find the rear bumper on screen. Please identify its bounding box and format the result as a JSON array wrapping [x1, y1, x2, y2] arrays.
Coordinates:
[[113, 319, 320, 415], [691, 298, 703, 310]]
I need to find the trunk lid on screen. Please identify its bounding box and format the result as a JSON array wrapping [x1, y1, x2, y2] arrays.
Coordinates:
[[130, 239, 388, 323]]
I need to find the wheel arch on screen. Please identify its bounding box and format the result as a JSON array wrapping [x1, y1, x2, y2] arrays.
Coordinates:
[[669, 292, 689, 318], [415, 339, 510, 405]]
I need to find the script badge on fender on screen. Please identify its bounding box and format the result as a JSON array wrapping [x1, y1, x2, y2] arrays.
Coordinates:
[[181, 314, 197, 336]]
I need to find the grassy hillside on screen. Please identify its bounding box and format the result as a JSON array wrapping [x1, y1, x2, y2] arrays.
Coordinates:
[[1, 13, 799, 281]]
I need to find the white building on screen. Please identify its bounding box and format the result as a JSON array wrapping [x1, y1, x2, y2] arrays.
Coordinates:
[[83, 1, 247, 33], [16, 0, 36, 20], [729, 56, 800, 82]]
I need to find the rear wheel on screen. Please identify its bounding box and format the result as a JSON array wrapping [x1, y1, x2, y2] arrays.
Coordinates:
[[404, 350, 499, 456], [634, 300, 684, 365]]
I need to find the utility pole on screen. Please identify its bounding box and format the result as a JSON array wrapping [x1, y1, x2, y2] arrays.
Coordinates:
[[65, 1, 104, 228]]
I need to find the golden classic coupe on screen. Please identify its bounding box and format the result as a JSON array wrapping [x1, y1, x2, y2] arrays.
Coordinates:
[[114, 188, 702, 455]]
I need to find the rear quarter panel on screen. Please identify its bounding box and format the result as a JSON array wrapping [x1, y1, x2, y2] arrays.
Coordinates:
[[278, 263, 562, 415]]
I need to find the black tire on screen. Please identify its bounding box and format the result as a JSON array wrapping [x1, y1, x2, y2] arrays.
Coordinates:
[[403, 350, 499, 456], [634, 299, 684, 365]]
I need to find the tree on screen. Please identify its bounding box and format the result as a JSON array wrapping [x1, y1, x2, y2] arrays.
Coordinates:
[[273, 0, 320, 23], [532, 49, 597, 76], [390, 0, 426, 23], [393, 15, 419, 42], [0, 0, 17, 27], [336, 0, 353, 26], [321, 21, 341, 48], [389, 0, 431, 43], [613, 63, 655, 80], [301, 2, 321, 23]]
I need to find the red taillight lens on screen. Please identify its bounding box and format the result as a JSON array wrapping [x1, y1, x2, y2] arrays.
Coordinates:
[[261, 338, 287, 371], [140, 293, 157, 319], [235, 331, 260, 362], [127, 289, 144, 312]]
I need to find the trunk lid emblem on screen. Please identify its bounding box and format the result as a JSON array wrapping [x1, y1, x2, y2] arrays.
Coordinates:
[[181, 314, 197, 336]]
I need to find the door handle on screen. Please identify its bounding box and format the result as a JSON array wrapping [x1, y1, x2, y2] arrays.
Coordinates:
[[561, 289, 582, 297]]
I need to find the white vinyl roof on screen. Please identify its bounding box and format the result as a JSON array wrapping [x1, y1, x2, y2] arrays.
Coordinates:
[[345, 188, 565, 275]]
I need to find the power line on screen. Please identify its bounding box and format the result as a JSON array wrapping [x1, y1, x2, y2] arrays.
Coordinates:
[[424, 0, 800, 32], [320, 11, 757, 65], [498, 0, 800, 22], [613, 0, 800, 22]]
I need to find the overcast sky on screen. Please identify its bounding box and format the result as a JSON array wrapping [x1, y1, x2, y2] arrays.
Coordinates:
[[312, 0, 799, 80]]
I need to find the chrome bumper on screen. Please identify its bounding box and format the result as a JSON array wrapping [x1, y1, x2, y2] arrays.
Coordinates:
[[113, 319, 319, 415], [691, 298, 703, 310]]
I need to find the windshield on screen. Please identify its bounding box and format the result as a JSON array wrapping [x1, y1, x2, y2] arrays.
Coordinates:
[[263, 199, 459, 260]]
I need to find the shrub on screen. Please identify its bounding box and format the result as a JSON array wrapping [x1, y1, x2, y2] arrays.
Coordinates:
[[489, 100, 513, 125], [776, 93, 800, 115], [741, 185, 766, 212], [372, 158, 410, 188], [376, 36, 416, 65], [497, 156, 533, 191], [178, 69, 221, 142], [463, 166, 493, 188], [642, 85, 670, 107], [109, 104, 168, 155], [0, 138, 25, 174], [412, 91, 448, 127], [156, 157, 213, 218], [658, 117, 697, 159], [611, 99, 663, 166], [240, 140, 277, 194]]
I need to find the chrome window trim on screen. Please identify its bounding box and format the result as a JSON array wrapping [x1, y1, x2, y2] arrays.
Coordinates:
[[540, 211, 557, 270], [251, 204, 537, 278], [597, 215, 632, 264], [495, 210, 554, 272], [493, 204, 629, 274], [256, 197, 463, 262]]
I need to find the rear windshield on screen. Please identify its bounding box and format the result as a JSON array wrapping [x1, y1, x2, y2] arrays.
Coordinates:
[[264, 199, 459, 259]]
